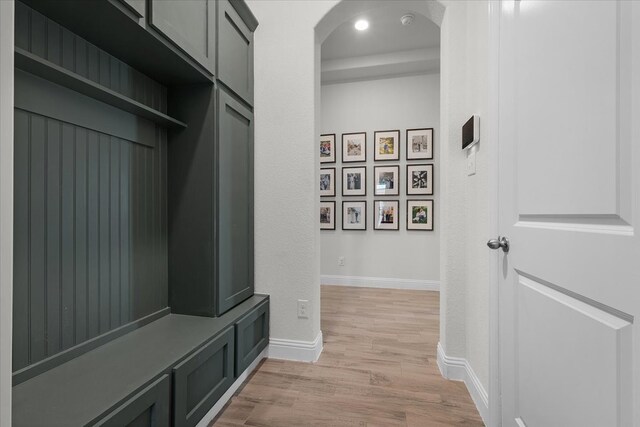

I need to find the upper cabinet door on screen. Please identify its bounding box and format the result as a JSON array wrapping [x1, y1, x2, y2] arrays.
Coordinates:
[[114, 0, 145, 21], [217, 88, 254, 315], [217, 0, 254, 105], [148, 0, 216, 75]]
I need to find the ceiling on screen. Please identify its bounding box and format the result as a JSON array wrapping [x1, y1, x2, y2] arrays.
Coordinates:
[[322, 6, 440, 61]]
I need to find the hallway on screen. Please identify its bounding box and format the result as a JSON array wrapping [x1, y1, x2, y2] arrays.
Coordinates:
[[212, 286, 483, 426]]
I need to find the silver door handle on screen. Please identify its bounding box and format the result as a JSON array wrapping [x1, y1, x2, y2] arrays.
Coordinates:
[[487, 236, 509, 253]]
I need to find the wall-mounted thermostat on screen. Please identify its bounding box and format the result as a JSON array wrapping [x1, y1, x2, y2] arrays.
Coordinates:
[[462, 115, 480, 150]]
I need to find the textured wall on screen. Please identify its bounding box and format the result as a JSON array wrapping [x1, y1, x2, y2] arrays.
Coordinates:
[[320, 74, 440, 281], [246, 0, 337, 343], [439, 0, 490, 388]]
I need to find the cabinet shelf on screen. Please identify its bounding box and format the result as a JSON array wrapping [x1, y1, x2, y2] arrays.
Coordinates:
[[15, 48, 187, 129]]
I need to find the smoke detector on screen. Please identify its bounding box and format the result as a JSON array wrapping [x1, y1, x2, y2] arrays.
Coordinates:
[[401, 14, 415, 26]]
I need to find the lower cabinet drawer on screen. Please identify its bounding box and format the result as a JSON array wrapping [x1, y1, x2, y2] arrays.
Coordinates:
[[172, 326, 235, 427], [235, 300, 269, 376], [95, 374, 171, 427]]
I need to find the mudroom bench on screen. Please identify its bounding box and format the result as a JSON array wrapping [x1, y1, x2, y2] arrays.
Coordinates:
[[13, 295, 269, 427]]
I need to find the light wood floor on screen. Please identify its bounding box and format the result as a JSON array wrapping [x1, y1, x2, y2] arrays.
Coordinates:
[[212, 286, 484, 426]]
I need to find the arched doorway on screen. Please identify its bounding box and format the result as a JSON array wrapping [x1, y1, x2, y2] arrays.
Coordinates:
[[245, 0, 499, 424]]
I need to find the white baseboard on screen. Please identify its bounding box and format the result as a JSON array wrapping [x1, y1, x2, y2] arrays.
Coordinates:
[[196, 347, 268, 427], [268, 331, 323, 363], [321, 275, 440, 291], [437, 342, 489, 425]]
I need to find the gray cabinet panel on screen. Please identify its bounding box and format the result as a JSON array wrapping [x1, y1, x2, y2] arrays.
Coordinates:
[[173, 326, 235, 427], [116, 0, 145, 20], [234, 300, 269, 376], [95, 374, 171, 427], [217, 0, 254, 105], [149, 0, 216, 74], [167, 84, 217, 317], [216, 88, 254, 315]]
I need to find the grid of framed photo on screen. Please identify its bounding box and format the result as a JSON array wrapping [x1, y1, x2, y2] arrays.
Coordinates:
[[342, 132, 366, 163], [320, 134, 336, 163], [374, 200, 399, 230], [406, 164, 433, 195], [320, 168, 336, 197], [373, 165, 399, 196], [407, 199, 434, 231], [374, 130, 400, 161], [406, 128, 433, 160], [342, 166, 366, 196], [342, 201, 366, 230], [320, 127, 435, 231], [320, 201, 336, 230]]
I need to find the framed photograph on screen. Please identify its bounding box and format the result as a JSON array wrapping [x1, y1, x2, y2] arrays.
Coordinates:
[[406, 164, 434, 195], [374, 130, 400, 161], [342, 132, 366, 163], [374, 200, 399, 230], [407, 200, 434, 231], [342, 166, 366, 196], [406, 128, 433, 160], [342, 201, 366, 230], [373, 165, 400, 196], [320, 201, 336, 230], [320, 168, 336, 197], [320, 134, 336, 163]]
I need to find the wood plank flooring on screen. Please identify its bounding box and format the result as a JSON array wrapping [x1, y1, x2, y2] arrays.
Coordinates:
[[212, 286, 484, 426]]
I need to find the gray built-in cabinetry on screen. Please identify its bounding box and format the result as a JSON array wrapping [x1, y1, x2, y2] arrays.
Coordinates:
[[11, 1, 265, 426]]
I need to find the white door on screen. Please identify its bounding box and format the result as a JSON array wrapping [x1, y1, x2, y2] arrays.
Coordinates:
[[498, 1, 640, 426]]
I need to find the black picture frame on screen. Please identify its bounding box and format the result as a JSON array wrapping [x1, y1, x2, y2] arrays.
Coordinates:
[[341, 132, 367, 163], [406, 128, 434, 160], [373, 165, 400, 196], [406, 164, 434, 195], [342, 201, 367, 231], [320, 133, 336, 164], [320, 167, 336, 197], [373, 200, 399, 230], [320, 201, 336, 230], [406, 199, 434, 231], [342, 166, 367, 196], [373, 129, 400, 161]]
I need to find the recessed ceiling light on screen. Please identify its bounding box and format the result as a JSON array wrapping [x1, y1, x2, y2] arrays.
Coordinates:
[[354, 19, 369, 31]]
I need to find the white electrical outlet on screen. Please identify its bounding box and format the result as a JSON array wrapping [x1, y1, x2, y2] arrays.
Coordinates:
[[297, 300, 310, 319], [338, 256, 345, 266]]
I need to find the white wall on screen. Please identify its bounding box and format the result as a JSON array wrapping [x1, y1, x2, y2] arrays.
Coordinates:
[[247, 0, 336, 344], [0, 1, 14, 425], [439, 0, 490, 390], [247, 0, 491, 405], [320, 74, 440, 281]]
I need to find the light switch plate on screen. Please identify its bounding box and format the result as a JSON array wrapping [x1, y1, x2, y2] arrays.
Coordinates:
[[467, 149, 476, 176]]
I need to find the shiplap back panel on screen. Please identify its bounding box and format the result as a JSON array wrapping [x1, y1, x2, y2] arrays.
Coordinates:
[[12, 2, 169, 371], [15, 1, 167, 114], [13, 110, 168, 370]]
